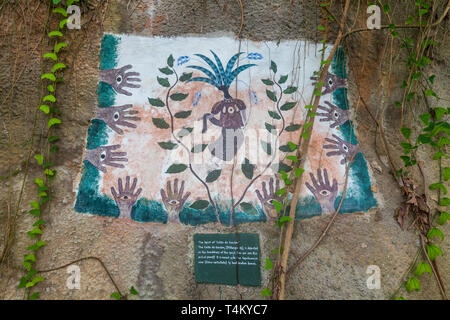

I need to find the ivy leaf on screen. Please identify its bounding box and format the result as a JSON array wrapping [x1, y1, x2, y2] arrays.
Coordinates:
[[241, 158, 255, 180], [157, 76, 170, 87], [283, 86, 297, 94], [427, 227, 444, 241], [110, 292, 121, 300], [261, 79, 274, 86], [148, 97, 165, 107], [261, 141, 272, 155], [170, 93, 189, 101], [278, 75, 288, 84], [166, 164, 187, 174], [129, 286, 139, 295], [265, 258, 273, 270], [405, 277, 420, 292], [43, 95, 56, 103], [400, 127, 411, 139], [444, 167, 450, 181], [48, 118, 62, 128], [174, 110, 192, 119], [285, 124, 301, 132], [276, 216, 293, 227], [28, 292, 40, 300], [268, 111, 281, 120], [415, 262, 432, 277], [54, 42, 67, 53], [280, 102, 296, 111], [59, 19, 68, 30], [279, 144, 291, 152], [266, 90, 277, 102], [159, 67, 173, 75], [295, 168, 305, 177], [420, 113, 431, 125], [261, 288, 272, 297], [426, 244, 443, 261], [240, 202, 258, 215], [179, 72, 193, 82], [272, 200, 282, 212], [52, 63, 66, 73], [429, 183, 447, 195], [41, 73, 56, 82], [438, 211, 449, 225], [152, 118, 170, 129], [48, 30, 63, 37], [205, 169, 221, 183], [274, 162, 292, 173], [34, 154, 43, 166], [189, 200, 210, 210], [434, 107, 446, 121], [167, 54, 174, 68], [43, 52, 57, 61], [158, 141, 178, 150], [191, 144, 207, 153]]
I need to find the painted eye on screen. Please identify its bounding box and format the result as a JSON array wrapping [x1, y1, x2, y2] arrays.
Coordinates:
[[320, 190, 330, 196], [334, 111, 339, 119], [100, 151, 107, 160], [343, 145, 349, 152], [113, 112, 120, 121], [328, 79, 333, 86], [116, 76, 122, 84], [123, 195, 129, 200], [222, 107, 227, 114], [169, 200, 179, 206], [228, 107, 235, 114]]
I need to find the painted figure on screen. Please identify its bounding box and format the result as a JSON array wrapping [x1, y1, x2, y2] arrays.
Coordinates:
[[317, 101, 349, 128], [84, 144, 127, 173], [305, 168, 338, 215], [186, 51, 256, 161], [160, 179, 191, 223], [324, 134, 359, 165], [99, 64, 141, 96], [111, 176, 142, 219], [255, 178, 283, 221], [96, 104, 141, 135], [310, 71, 347, 95]]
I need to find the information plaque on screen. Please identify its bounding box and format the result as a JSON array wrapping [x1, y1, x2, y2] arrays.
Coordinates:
[[194, 233, 261, 286]]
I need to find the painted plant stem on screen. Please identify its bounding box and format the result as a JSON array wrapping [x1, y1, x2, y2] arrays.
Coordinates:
[[164, 67, 220, 222]]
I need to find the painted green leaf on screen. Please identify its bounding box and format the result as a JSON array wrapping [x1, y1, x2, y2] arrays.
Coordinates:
[[275, 162, 292, 173], [167, 54, 174, 67], [166, 164, 187, 174], [283, 86, 297, 94], [170, 93, 189, 101], [205, 169, 221, 183], [285, 124, 301, 132], [268, 110, 281, 120], [159, 67, 173, 75], [157, 76, 170, 87], [189, 200, 210, 210], [280, 102, 296, 111], [278, 74, 288, 84], [148, 97, 165, 107], [405, 277, 420, 292], [43, 95, 56, 103], [158, 141, 178, 150], [427, 227, 444, 241], [52, 63, 67, 73], [179, 72, 193, 82], [41, 73, 56, 82], [266, 90, 277, 102], [265, 122, 277, 134], [265, 258, 273, 270], [241, 158, 254, 180], [48, 30, 63, 37], [270, 60, 277, 74], [48, 118, 61, 128], [261, 79, 274, 86], [177, 127, 193, 138], [240, 202, 258, 215], [427, 244, 443, 261], [279, 144, 291, 152], [191, 144, 207, 153], [261, 141, 272, 155], [174, 110, 192, 119], [152, 118, 170, 129], [43, 52, 57, 61]]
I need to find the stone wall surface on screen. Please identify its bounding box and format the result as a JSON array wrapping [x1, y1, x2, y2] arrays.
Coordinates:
[[0, 0, 448, 300]]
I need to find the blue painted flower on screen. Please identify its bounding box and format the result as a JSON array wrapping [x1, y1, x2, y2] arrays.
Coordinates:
[[247, 52, 263, 60], [192, 91, 202, 107], [177, 56, 190, 66], [249, 90, 258, 104]]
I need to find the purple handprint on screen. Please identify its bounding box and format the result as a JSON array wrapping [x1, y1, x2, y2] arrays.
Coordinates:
[[84, 144, 127, 173], [323, 134, 359, 165], [317, 101, 349, 128], [305, 168, 338, 215], [160, 179, 191, 223], [255, 178, 283, 220], [111, 176, 142, 219], [311, 71, 347, 95], [99, 64, 141, 96], [96, 104, 141, 135]]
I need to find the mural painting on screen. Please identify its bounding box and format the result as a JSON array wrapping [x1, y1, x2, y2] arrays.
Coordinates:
[[74, 34, 378, 226]]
